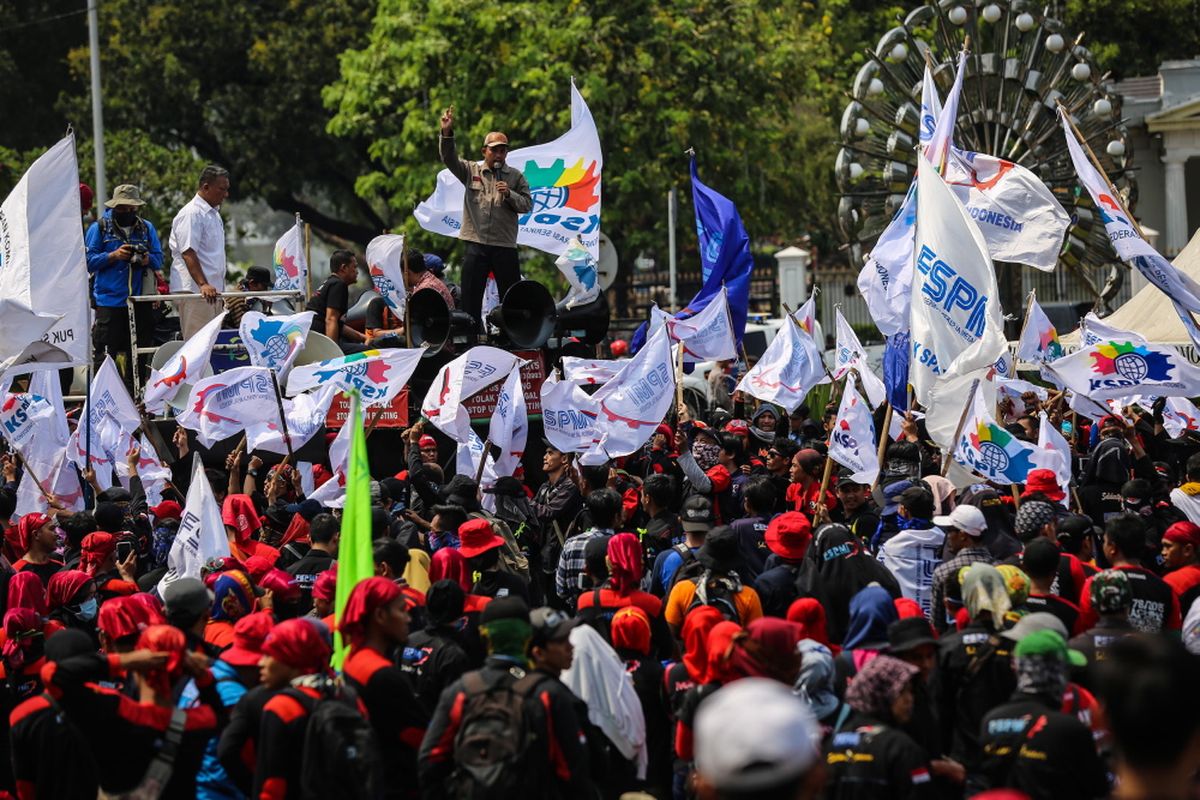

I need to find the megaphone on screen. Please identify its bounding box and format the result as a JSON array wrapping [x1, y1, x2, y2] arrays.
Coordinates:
[[554, 291, 610, 345], [486, 279, 558, 350], [409, 287, 476, 356]]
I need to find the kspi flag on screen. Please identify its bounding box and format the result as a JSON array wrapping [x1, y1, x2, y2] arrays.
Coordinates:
[[366, 233, 407, 319], [1079, 312, 1146, 347], [561, 357, 627, 385], [420, 347, 525, 444], [144, 310, 227, 413], [909, 164, 1006, 406], [583, 325, 676, 464], [157, 456, 230, 595], [239, 310, 314, 378], [827, 380, 880, 485], [541, 373, 599, 455], [556, 236, 599, 309], [952, 388, 1039, 485], [1162, 396, 1200, 438], [273, 219, 307, 293], [415, 80, 602, 259], [1016, 291, 1064, 364], [737, 319, 826, 413], [176, 366, 281, 448], [832, 308, 886, 408], [1047, 341, 1200, 401], [287, 347, 424, 407]]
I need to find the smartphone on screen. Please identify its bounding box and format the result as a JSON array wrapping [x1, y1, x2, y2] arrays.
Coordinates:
[[116, 540, 134, 562]]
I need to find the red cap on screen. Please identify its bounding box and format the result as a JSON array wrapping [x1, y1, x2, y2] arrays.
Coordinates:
[[150, 500, 183, 521], [221, 611, 275, 667], [610, 340, 629, 357], [419, 435, 437, 449], [723, 419, 750, 435], [765, 512, 813, 561], [1022, 469, 1064, 503], [1164, 521, 1200, 547], [655, 423, 674, 440], [1099, 414, 1124, 430], [458, 519, 505, 559]]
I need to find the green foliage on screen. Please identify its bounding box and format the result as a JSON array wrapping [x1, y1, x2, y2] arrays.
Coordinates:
[[1064, 0, 1200, 80]]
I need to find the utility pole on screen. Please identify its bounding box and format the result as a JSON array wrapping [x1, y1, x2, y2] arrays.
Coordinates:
[[87, 0, 106, 206], [667, 187, 677, 311]]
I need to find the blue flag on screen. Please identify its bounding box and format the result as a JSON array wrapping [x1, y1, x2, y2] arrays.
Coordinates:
[[883, 332, 909, 411], [631, 157, 754, 354]]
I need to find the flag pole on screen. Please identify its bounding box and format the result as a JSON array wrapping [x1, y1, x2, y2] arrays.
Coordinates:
[[1054, 99, 1145, 238], [14, 451, 53, 504], [674, 341, 685, 417], [268, 372, 295, 463], [872, 402, 894, 492], [302, 216, 312, 300], [475, 438, 492, 484], [941, 378, 980, 476], [816, 369, 849, 519]]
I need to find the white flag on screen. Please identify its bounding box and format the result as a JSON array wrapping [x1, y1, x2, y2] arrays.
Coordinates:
[[669, 286, 737, 363], [420, 346, 524, 444], [561, 357, 627, 385], [1162, 397, 1200, 438], [541, 373, 599, 455], [1047, 341, 1200, 401], [555, 236, 600, 309], [828, 380, 879, 485], [1079, 312, 1146, 347], [832, 308, 886, 407], [366, 233, 407, 318], [857, 186, 917, 337], [1016, 291, 1065, 363], [415, 80, 603, 259], [308, 420, 352, 509], [952, 387, 1040, 485], [0, 135, 90, 372], [247, 384, 339, 456], [737, 319, 826, 413], [464, 369, 529, 491], [69, 355, 143, 475], [272, 220, 308, 293], [145, 310, 227, 413], [1060, 107, 1200, 347], [925, 51, 966, 169], [158, 457, 230, 594], [910, 165, 1006, 406], [16, 449, 83, 517], [1032, 411, 1072, 504], [0, 392, 59, 462], [919, 63, 942, 146], [115, 434, 173, 507], [584, 325, 676, 463], [239, 310, 314, 379], [176, 366, 281, 448], [287, 347, 425, 407]]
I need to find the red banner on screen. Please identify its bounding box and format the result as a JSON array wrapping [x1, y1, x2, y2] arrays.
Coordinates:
[[326, 389, 410, 429], [466, 350, 546, 420]]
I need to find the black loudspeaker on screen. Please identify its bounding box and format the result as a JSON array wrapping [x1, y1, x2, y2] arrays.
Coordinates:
[[554, 291, 610, 345], [409, 288, 476, 356], [486, 279, 558, 350]]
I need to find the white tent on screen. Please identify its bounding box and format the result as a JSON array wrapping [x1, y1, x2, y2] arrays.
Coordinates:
[[1060, 229, 1200, 346]]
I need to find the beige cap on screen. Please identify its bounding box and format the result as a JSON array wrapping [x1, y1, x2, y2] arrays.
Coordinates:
[[105, 184, 145, 208]]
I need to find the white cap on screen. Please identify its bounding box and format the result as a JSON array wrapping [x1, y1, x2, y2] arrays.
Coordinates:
[[694, 678, 820, 791], [933, 504, 987, 537]]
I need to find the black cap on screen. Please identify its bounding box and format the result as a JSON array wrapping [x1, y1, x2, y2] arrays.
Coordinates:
[[681, 495, 714, 532], [482, 476, 525, 497], [246, 265, 274, 287], [887, 617, 937, 655], [480, 595, 530, 625], [530, 606, 580, 646], [698, 525, 739, 572]]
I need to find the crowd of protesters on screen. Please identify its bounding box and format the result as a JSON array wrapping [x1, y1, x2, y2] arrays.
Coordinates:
[[0, 377, 1197, 800]]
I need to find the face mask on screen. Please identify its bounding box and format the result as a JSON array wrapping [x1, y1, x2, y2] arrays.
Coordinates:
[[73, 597, 98, 622], [113, 211, 137, 227]]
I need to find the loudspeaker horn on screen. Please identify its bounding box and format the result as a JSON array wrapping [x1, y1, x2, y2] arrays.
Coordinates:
[[486, 279, 558, 350], [410, 287, 476, 356]]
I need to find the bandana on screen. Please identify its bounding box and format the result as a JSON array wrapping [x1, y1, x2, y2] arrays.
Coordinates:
[[1015, 653, 1068, 700], [961, 563, 1012, 630], [996, 564, 1031, 607], [681, 606, 725, 683], [46, 570, 92, 610], [222, 495, 261, 544], [1015, 501, 1056, 539], [429, 548, 472, 594], [312, 567, 338, 604], [729, 618, 804, 683], [845, 654, 919, 720], [611, 606, 652, 655], [80, 532, 116, 575], [339, 577, 403, 649], [1090, 568, 1132, 614], [210, 570, 256, 623], [606, 532, 643, 595], [693, 441, 721, 471], [98, 594, 166, 640], [137, 625, 187, 696], [13, 513, 49, 556], [786, 598, 834, 652], [479, 617, 532, 661], [1, 609, 42, 673], [704, 621, 742, 684], [262, 617, 332, 674], [6, 572, 47, 616]]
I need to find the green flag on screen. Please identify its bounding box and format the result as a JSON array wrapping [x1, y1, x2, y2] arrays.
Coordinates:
[[332, 391, 374, 669]]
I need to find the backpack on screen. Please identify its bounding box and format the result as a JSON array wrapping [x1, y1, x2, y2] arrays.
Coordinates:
[[469, 512, 531, 581], [578, 587, 619, 644], [289, 679, 383, 800], [666, 543, 704, 593], [450, 669, 546, 800], [685, 570, 742, 623]]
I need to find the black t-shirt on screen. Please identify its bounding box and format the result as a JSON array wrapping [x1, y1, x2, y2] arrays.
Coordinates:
[[1024, 593, 1082, 636], [473, 570, 530, 604], [305, 276, 349, 334], [286, 549, 336, 611]]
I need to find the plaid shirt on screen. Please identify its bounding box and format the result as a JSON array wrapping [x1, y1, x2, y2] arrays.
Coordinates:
[[554, 527, 614, 606], [931, 545, 993, 632]]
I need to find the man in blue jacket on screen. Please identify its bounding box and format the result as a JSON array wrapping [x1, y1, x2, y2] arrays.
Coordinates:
[[85, 183, 164, 382]]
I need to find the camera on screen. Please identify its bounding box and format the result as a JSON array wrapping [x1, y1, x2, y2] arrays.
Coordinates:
[[129, 243, 149, 267]]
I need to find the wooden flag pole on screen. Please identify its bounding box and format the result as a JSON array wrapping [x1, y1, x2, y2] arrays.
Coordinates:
[[941, 378, 980, 476], [1054, 98, 1145, 238], [872, 402, 894, 491], [303, 218, 313, 300], [13, 451, 53, 504], [268, 373, 295, 464], [1011, 484, 1022, 510], [475, 439, 493, 484], [364, 404, 388, 438]]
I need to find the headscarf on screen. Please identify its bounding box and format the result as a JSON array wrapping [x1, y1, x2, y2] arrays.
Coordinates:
[[728, 618, 804, 684], [210, 570, 257, 623], [961, 563, 1012, 630], [703, 620, 742, 684], [681, 605, 725, 683], [136, 625, 187, 696], [996, 564, 1031, 607], [340, 577, 404, 649], [13, 513, 49, 555], [279, 513, 311, 547], [262, 617, 332, 674], [922, 476, 957, 516], [750, 406, 778, 443], [98, 594, 166, 641], [1015, 653, 1068, 701], [429, 547, 471, 594], [786, 598, 836, 653], [258, 569, 300, 604], [1090, 568, 1132, 614], [606, 532, 642, 595], [894, 598, 924, 619], [958, 486, 1021, 561], [80, 532, 116, 575], [845, 654, 919, 721], [1, 608, 42, 673], [811, 524, 901, 644], [45, 570, 92, 610], [842, 585, 899, 651], [795, 639, 840, 719], [312, 568, 338, 605], [611, 606, 652, 655], [7, 572, 47, 616], [221, 495, 261, 544]]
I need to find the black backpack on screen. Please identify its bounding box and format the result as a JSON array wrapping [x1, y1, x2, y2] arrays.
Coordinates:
[[667, 543, 704, 592], [684, 570, 742, 623], [578, 587, 619, 644], [450, 669, 546, 800], [289, 679, 383, 800]]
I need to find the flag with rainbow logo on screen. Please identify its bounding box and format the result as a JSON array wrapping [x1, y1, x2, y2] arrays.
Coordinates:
[[952, 388, 1038, 485], [1047, 341, 1200, 401], [272, 219, 307, 293]]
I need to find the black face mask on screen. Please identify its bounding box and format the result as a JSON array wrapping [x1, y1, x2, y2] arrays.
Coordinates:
[[113, 211, 137, 227]]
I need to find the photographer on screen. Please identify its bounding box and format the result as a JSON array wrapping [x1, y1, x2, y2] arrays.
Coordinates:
[[85, 184, 164, 382]]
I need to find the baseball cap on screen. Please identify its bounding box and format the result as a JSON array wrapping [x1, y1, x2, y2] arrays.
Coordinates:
[[694, 678, 820, 791], [150, 500, 183, 522], [1001, 611, 1069, 642], [482, 132, 510, 148], [162, 578, 214, 626], [480, 595, 530, 625], [698, 526, 739, 572], [681, 495, 714, 532], [1013, 628, 1087, 667], [765, 512, 813, 561], [530, 606, 579, 646], [1089, 568, 1133, 614], [482, 476, 525, 497], [933, 505, 987, 537]]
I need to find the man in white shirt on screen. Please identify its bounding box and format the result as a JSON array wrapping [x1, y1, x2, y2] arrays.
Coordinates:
[[169, 165, 230, 337]]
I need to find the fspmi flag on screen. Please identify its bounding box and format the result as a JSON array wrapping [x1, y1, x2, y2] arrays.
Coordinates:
[[670, 286, 737, 363], [828, 380, 879, 485], [583, 325, 676, 464], [239, 310, 314, 378], [1047, 341, 1200, 401], [952, 388, 1039, 485], [541, 373, 598, 455], [273, 220, 307, 293], [737, 319, 826, 413], [366, 233, 407, 318], [144, 311, 227, 413], [420, 346, 524, 444]]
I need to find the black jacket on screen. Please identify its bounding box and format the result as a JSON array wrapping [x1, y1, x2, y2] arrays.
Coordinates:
[[930, 623, 1016, 768], [823, 710, 935, 800]]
